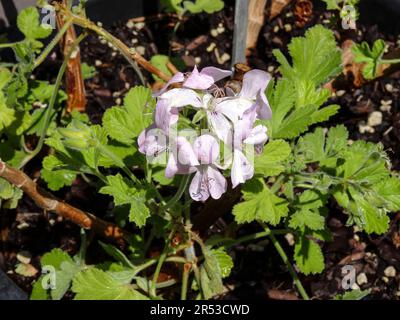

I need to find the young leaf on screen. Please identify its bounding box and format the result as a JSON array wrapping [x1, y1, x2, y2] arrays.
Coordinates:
[[41, 155, 77, 191], [334, 289, 370, 300], [183, 0, 224, 14], [99, 174, 150, 227], [72, 268, 148, 300], [199, 246, 224, 299], [233, 179, 288, 225], [150, 55, 172, 82], [353, 40, 386, 79], [17, 7, 52, 40], [210, 247, 234, 278]]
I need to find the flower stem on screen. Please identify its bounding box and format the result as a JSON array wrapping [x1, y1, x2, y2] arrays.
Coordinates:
[[33, 18, 73, 69], [381, 58, 400, 65], [18, 32, 87, 169], [163, 174, 191, 211], [261, 223, 310, 300], [181, 263, 191, 300]]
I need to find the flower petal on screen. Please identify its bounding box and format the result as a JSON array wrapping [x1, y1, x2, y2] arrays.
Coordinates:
[[255, 89, 272, 120], [207, 110, 232, 144], [155, 99, 179, 133], [138, 125, 167, 157], [239, 69, 271, 99], [243, 125, 268, 146], [207, 165, 227, 200], [183, 66, 215, 90], [153, 72, 185, 96], [231, 149, 254, 188], [189, 169, 210, 202], [200, 67, 232, 83], [159, 88, 202, 109], [215, 97, 253, 124], [193, 134, 220, 165]]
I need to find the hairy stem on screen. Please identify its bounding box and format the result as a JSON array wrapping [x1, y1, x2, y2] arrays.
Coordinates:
[[261, 223, 310, 300]]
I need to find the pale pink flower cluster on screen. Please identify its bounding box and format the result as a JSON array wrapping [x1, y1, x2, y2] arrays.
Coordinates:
[[138, 66, 272, 201]]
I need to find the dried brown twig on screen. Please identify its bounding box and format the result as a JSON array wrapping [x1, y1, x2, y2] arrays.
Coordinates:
[[0, 159, 131, 245]]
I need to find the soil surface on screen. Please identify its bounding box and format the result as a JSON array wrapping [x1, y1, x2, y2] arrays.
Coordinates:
[[1, 0, 400, 300]]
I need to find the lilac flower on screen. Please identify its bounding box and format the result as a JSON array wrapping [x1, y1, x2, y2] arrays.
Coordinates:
[[231, 106, 268, 188], [215, 69, 272, 122], [189, 135, 227, 201], [164, 134, 227, 202], [155, 66, 232, 96]]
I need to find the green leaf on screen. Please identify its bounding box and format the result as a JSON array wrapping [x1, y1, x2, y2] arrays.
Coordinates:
[[99, 241, 135, 269], [334, 289, 370, 300], [102, 86, 155, 144], [149, 55, 173, 82], [294, 233, 325, 275], [183, 0, 224, 14], [254, 139, 290, 176], [210, 247, 233, 278], [322, 0, 341, 10], [233, 179, 288, 225], [41, 155, 77, 191], [72, 268, 148, 300], [81, 63, 97, 80], [290, 209, 325, 230], [0, 98, 15, 132], [199, 246, 224, 299], [373, 177, 400, 212], [274, 25, 342, 86], [17, 7, 52, 40], [41, 248, 73, 270], [353, 40, 386, 79], [325, 125, 349, 156], [99, 174, 150, 227]]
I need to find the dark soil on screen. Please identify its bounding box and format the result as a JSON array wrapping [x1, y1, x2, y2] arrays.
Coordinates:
[[1, 0, 400, 300]]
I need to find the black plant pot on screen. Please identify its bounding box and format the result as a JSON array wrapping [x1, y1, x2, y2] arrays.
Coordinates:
[[0, 269, 27, 300]]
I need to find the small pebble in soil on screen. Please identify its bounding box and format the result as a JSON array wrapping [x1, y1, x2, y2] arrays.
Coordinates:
[[16, 222, 29, 230], [131, 38, 138, 45], [136, 46, 146, 55], [125, 82, 130, 90], [368, 111, 383, 127], [100, 38, 107, 45], [284, 24, 292, 32], [357, 273, 368, 286], [285, 233, 295, 246], [49, 219, 56, 226], [135, 22, 145, 30], [210, 29, 219, 37], [380, 100, 392, 112], [95, 59, 102, 67], [385, 83, 394, 92], [96, 21, 103, 27], [382, 276, 389, 283], [273, 25, 280, 33], [358, 122, 374, 134], [384, 266, 396, 278], [115, 98, 122, 105], [126, 21, 134, 29], [30, 74, 35, 80], [353, 234, 360, 242], [207, 43, 216, 52], [217, 26, 225, 34], [194, 57, 202, 65], [267, 66, 275, 73], [16, 251, 32, 265], [336, 90, 346, 97], [111, 52, 117, 58]]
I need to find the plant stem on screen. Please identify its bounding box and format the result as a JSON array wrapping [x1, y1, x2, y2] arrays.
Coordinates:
[[33, 18, 73, 69], [181, 263, 191, 300], [19, 32, 87, 169], [381, 58, 400, 64], [150, 251, 168, 297], [223, 229, 290, 249], [261, 223, 310, 300], [55, 3, 171, 83], [163, 174, 191, 211], [97, 144, 141, 185]]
